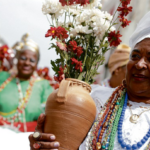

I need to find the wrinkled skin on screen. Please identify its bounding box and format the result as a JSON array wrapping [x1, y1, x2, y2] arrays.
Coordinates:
[[17, 50, 38, 80], [126, 38, 150, 103]]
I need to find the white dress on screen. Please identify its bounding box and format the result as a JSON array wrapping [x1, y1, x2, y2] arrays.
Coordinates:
[[80, 85, 150, 150]]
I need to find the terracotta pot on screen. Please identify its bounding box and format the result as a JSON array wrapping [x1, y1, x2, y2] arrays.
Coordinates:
[[44, 78, 96, 150]]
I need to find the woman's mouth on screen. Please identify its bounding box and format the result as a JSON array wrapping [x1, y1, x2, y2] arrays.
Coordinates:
[[22, 66, 31, 71], [133, 74, 149, 81]]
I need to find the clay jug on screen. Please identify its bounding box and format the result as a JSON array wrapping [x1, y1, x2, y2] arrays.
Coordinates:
[[44, 78, 96, 150]]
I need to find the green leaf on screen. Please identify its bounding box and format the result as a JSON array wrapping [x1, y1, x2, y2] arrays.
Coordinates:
[[77, 72, 85, 80], [51, 60, 59, 72]]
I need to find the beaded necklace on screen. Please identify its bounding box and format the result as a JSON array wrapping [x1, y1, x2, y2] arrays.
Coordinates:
[[0, 76, 14, 92], [87, 85, 150, 150], [0, 75, 36, 131]]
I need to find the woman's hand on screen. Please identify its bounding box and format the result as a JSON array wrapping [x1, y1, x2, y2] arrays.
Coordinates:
[[29, 114, 60, 150]]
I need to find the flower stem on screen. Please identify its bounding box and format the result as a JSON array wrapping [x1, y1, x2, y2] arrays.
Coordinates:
[[46, 15, 51, 25]]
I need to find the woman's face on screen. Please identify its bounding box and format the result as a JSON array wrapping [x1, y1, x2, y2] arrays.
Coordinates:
[[17, 50, 38, 79], [126, 38, 150, 98]]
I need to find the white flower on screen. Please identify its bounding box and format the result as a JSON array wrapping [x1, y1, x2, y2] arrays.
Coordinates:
[[110, 26, 116, 31], [42, 0, 63, 17], [65, 21, 74, 28], [70, 25, 93, 37], [69, 8, 81, 16], [70, 28, 77, 37], [104, 12, 113, 21], [75, 25, 93, 34], [76, 10, 91, 25]]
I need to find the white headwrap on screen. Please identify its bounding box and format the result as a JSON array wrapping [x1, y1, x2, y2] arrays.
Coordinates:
[[129, 11, 150, 49]]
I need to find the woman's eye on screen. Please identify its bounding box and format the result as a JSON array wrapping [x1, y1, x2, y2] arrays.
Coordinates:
[[20, 56, 26, 60], [131, 54, 140, 59], [30, 58, 36, 63]]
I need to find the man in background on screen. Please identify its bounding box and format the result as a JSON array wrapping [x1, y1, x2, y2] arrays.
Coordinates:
[[100, 44, 131, 88]]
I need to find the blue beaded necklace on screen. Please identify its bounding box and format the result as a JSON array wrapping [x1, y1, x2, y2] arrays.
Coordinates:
[[117, 93, 150, 150]]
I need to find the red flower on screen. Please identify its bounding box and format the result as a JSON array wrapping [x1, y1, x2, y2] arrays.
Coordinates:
[[55, 26, 68, 40], [37, 67, 53, 81], [120, 0, 131, 6], [76, 0, 90, 5], [108, 31, 122, 47], [69, 40, 78, 51], [45, 26, 68, 40], [59, 0, 74, 6], [0, 45, 10, 61], [45, 27, 56, 38], [59, 0, 89, 6], [54, 66, 65, 82], [69, 40, 83, 57], [76, 46, 83, 57], [117, 5, 132, 17], [71, 58, 83, 72], [119, 17, 131, 28]]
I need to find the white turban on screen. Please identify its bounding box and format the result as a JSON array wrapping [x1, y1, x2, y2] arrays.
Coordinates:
[[129, 11, 150, 49]]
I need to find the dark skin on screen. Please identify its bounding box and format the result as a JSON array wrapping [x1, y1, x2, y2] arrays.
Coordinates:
[[29, 114, 60, 150], [29, 38, 150, 149], [17, 50, 38, 80], [126, 38, 150, 104]]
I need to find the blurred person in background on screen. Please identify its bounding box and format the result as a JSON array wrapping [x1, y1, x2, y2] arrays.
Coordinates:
[[100, 44, 131, 88], [0, 34, 53, 132]]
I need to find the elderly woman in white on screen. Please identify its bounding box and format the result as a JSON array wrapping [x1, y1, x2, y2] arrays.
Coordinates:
[[28, 11, 150, 150]]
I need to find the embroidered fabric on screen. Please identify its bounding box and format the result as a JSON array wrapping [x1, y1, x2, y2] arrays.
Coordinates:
[[79, 85, 150, 150]]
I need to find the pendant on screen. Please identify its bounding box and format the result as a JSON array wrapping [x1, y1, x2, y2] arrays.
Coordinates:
[[129, 114, 139, 124]]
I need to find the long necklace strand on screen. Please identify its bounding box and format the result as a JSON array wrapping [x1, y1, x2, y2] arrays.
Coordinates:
[[102, 90, 126, 150], [108, 92, 126, 150], [87, 84, 125, 150], [0, 76, 14, 92], [100, 89, 126, 149]]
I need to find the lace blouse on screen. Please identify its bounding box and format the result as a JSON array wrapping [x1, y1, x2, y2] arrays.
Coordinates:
[[79, 85, 150, 150]]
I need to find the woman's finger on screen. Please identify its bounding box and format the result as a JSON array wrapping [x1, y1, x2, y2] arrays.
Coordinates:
[[37, 141, 60, 149], [29, 134, 35, 144], [35, 113, 45, 133], [37, 133, 56, 141]]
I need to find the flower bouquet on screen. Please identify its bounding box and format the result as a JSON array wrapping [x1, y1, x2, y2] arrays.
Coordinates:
[[42, 0, 132, 149], [42, 0, 132, 84]]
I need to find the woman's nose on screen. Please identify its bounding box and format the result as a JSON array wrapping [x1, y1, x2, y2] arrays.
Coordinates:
[[135, 58, 147, 70], [24, 59, 30, 65]]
